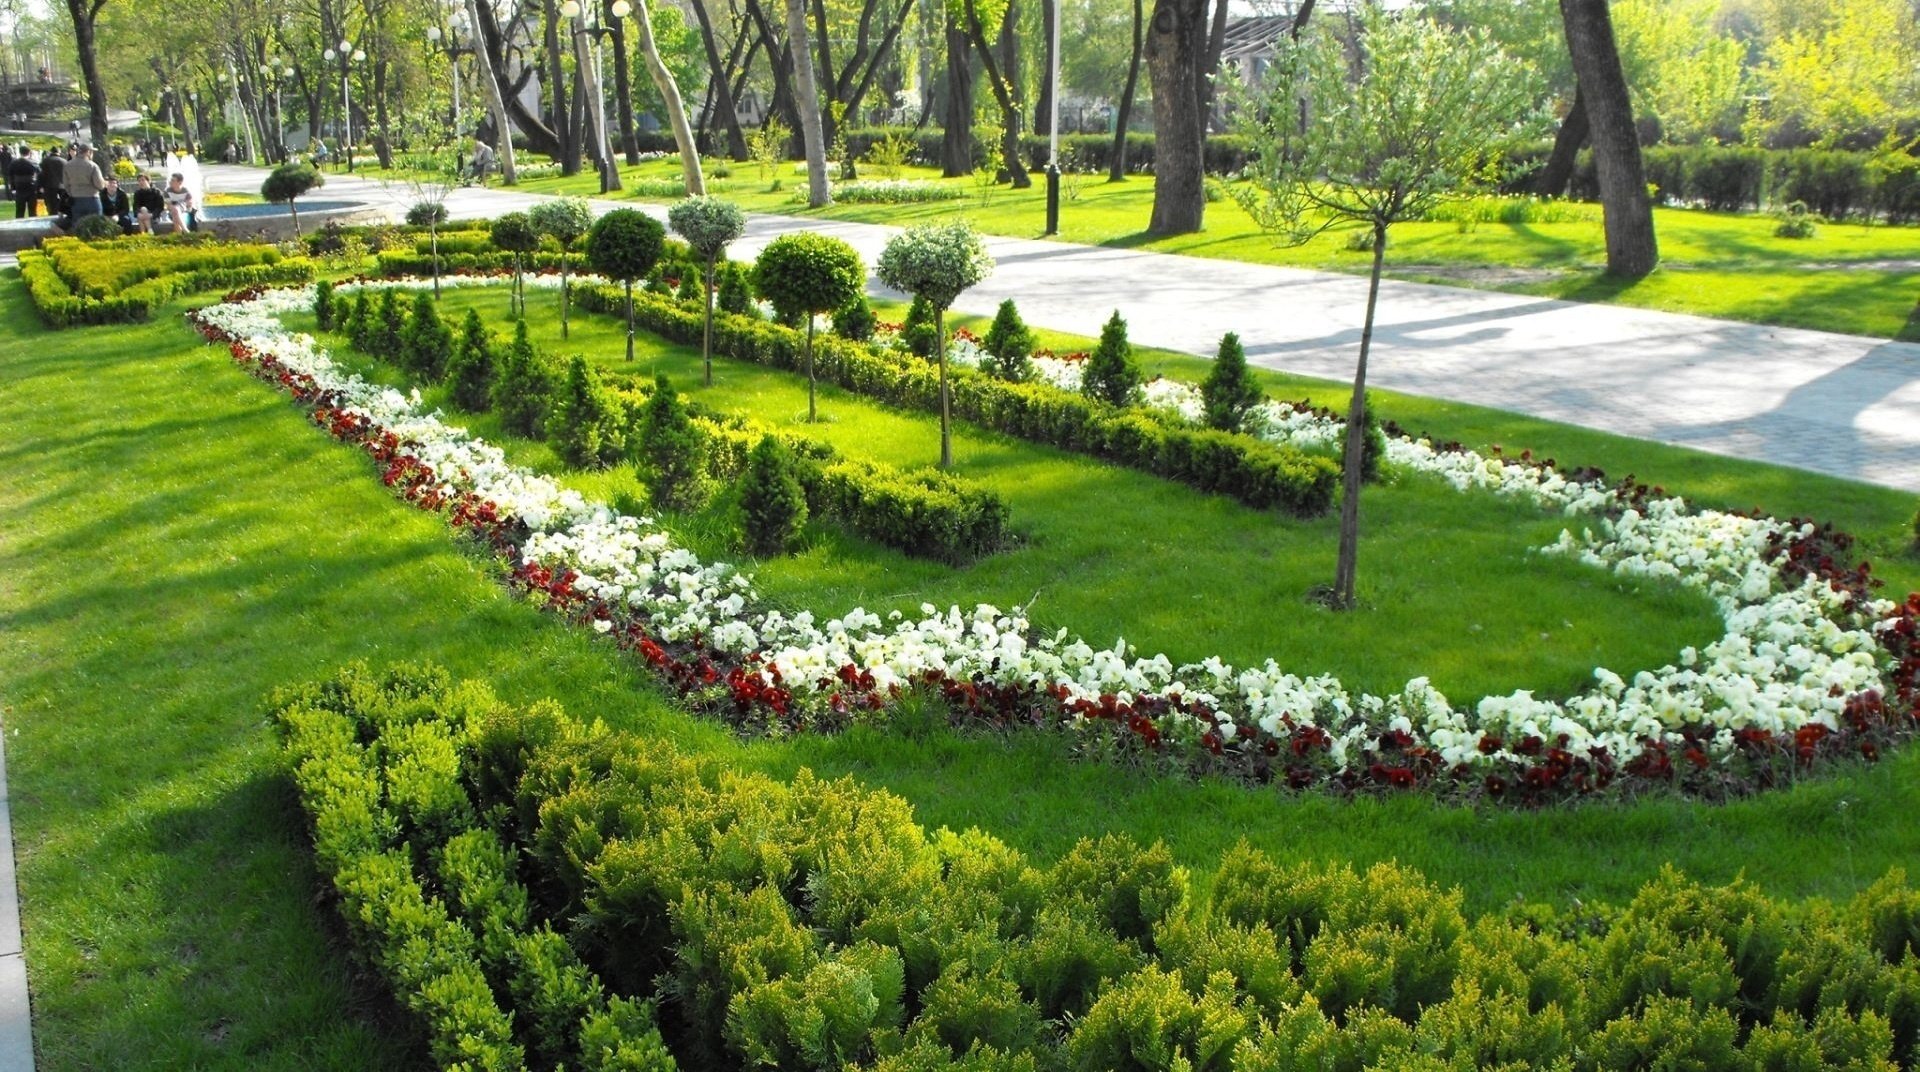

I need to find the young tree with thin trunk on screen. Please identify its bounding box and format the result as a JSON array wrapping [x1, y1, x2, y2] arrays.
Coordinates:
[[1231, 7, 1540, 610], [783, 0, 832, 206], [1559, 0, 1657, 277], [667, 196, 747, 387], [876, 222, 994, 469], [752, 232, 865, 422]]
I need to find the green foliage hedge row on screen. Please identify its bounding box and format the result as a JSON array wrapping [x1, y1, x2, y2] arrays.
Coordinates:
[[44, 234, 292, 298], [837, 126, 1255, 177], [272, 664, 676, 1072], [1562, 145, 1920, 222], [281, 664, 1920, 1072], [572, 284, 1338, 517], [20, 243, 313, 328]]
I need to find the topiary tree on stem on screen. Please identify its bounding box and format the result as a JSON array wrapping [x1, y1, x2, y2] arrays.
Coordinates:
[[489, 212, 541, 318], [528, 198, 595, 339], [406, 201, 450, 297], [261, 161, 323, 235], [752, 231, 865, 423], [876, 221, 994, 468], [1081, 310, 1140, 407], [1230, 7, 1539, 609], [667, 196, 747, 387], [585, 209, 667, 365], [1200, 331, 1262, 431]]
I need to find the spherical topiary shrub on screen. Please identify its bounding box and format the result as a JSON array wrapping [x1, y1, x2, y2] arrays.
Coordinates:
[[529, 197, 595, 337], [405, 201, 449, 227], [876, 221, 993, 467], [489, 211, 541, 316], [586, 208, 666, 363], [738, 435, 808, 555], [260, 160, 324, 235], [752, 231, 865, 421], [668, 192, 747, 386]]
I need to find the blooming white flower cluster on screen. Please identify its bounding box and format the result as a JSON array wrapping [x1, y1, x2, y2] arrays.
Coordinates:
[[198, 282, 1902, 788]]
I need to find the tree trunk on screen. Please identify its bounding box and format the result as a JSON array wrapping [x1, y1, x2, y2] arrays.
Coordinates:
[[784, 0, 832, 205], [940, 17, 972, 177], [964, 0, 1029, 187], [607, 1, 641, 165], [689, 0, 750, 159], [1034, 0, 1054, 138], [1145, 0, 1206, 233], [703, 255, 716, 385], [1330, 222, 1385, 610], [1195, 0, 1228, 126], [1559, 0, 1656, 278], [805, 319, 818, 421], [64, 0, 110, 146], [935, 306, 951, 468], [467, 0, 519, 182], [1110, 0, 1143, 181], [372, 59, 394, 168], [545, 0, 579, 173], [634, 0, 706, 193], [1534, 84, 1589, 197]]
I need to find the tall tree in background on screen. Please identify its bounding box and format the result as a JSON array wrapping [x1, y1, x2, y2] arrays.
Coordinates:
[[630, 0, 706, 192], [467, 0, 518, 182], [1560, 0, 1657, 277], [1108, 0, 1141, 181], [785, 0, 832, 204], [964, 0, 1028, 187], [1143, 0, 1210, 233], [939, 6, 972, 175], [62, 0, 111, 144], [1232, 7, 1539, 610], [688, 0, 750, 158]]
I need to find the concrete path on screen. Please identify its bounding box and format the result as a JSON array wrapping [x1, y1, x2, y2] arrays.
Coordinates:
[[200, 164, 1920, 493]]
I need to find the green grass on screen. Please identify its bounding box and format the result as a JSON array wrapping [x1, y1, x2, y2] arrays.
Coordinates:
[[495, 158, 1920, 340], [4, 269, 1920, 1064]]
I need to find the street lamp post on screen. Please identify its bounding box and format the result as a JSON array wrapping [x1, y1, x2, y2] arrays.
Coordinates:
[[426, 21, 469, 135], [219, 67, 255, 163], [322, 41, 365, 172], [1045, 0, 1061, 236], [558, 0, 629, 194], [261, 62, 294, 162]]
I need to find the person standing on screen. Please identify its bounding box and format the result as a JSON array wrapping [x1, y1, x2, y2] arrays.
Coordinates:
[[62, 142, 106, 228], [7, 147, 38, 218], [37, 146, 65, 218]]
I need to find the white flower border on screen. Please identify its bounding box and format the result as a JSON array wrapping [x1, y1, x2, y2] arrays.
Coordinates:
[[195, 281, 1908, 793]]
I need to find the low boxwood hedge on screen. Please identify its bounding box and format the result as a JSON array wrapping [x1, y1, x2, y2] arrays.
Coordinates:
[[21, 241, 314, 328], [277, 663, 1920, 1072]]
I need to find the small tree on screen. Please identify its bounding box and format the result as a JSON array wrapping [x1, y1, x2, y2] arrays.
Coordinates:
[[1081, 311, 1140, 407], [634, 375, 710, 511], [900, 294, 938, 358], [875, 222, 994, 467], [345, 290, 372, 348], [489, 212, 542, 318], [401, 291, 456, 381], [261, 161, 324, 235], [447, 308, 496, 412], [1200, 332, 1262, 431], [529, 198, 595, 338], [832, 295, 875, 342], [668, 196, 747, 387], [549, 355, 624, 469], [752, 232, 866, 422], [374, 289, 407, 359], [586, 209, 667, 364], [1231, 6, 1540, 609], [717, 262, 754, 316], [313, 279, 335, 331], [406, 201, 451, 297], [493, 320, 556, 438], [738, 435, 808, 555], [980, 299, 1034, 382]]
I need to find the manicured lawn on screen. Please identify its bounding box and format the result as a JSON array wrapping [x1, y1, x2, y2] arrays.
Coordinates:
[[4, 267, 1920, 1063], [498, 158, 1920, 340]]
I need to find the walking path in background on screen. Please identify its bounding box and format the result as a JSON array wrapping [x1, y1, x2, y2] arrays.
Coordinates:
[[200, 164, 1920, 494]]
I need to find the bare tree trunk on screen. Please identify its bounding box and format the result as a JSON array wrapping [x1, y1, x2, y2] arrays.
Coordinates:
[[545, 0, 579, 173], [1560, 0, 1656, 277], [571, 21, 619, 190], [1110, 0, 1142, 181], [939, 17, 972, 176], [1145, 0, 1206, 233], [467, 0, 518, 182], [63, 0, 110, 145], [607, 0, 641, 164], [634, 0, 705, 193], [1195, 0, 1228, 125], [371, 58, 394, 167], [690, 0, 750, 158], [784, 0, 832, 205], [1535, 84, 1588, 197], [964, 0, 1028, 187], [1331, 222, 1385, 610], [936, 306, 951, 468], [1034, 0, 1054, 138]]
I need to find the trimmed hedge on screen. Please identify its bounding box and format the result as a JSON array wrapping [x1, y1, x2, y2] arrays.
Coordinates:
[[21, 241, 314, 328], [1557, 143, 1920, 221], [272, 663, 676, 1072], [572, 284, 1339, 517], [837, 126, 1255, 177], [278, 664, 1920, 1072]]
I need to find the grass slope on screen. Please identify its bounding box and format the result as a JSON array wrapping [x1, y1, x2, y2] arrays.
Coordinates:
[[1, 271, 1918, 1062]]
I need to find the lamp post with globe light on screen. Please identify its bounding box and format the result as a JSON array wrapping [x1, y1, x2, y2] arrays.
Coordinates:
[[260, 61, 295, 162], [321, 41, 365, 172], [558, 0, 629, 194], [425, 19, 471, 134]]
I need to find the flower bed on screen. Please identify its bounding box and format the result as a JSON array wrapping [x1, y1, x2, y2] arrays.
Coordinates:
[[190, 283, 1920, 801], [829, 179, 968, 204], [275, 662, 1920, 1072]]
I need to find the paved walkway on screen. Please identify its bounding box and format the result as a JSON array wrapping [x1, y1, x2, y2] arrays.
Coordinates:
[[202, 164, 1920, 493]]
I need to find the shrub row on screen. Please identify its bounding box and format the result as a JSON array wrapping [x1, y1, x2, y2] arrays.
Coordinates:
[[1559, 144, 1920, 221], [572, 284, 1339, 516], [837, 126, 1255, 177], [20, 246, 313, 328], [272, 663, 676, 1072], [281, 664, 1920, 1072], [43, 234, 290, 298]]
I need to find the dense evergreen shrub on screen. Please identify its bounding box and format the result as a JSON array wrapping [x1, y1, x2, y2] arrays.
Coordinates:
[[400, 292, 455, 381], [1200, 332, 1262, 431], [833, 295, 877, 342], [313, 278, 334, 331], [447, 309, 496, 412], [738, 435, 809, 555], [372, 289, 406, 360], [345, 289, 372, 348], [493, 320, 556, 438], [1081, 311, 1140, 407], [550, 355, 626, 469], [900, 294, 939, 358], [980, 300, 1034, 383], [717, 262, 754, 316], [633, 375, 710, 511]]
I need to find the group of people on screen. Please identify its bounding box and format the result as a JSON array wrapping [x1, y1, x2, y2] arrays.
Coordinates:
[[3, 141, 201, 234]]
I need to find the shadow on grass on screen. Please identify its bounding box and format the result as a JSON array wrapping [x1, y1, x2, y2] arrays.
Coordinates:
[[1899, 300, 1920, 344]]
